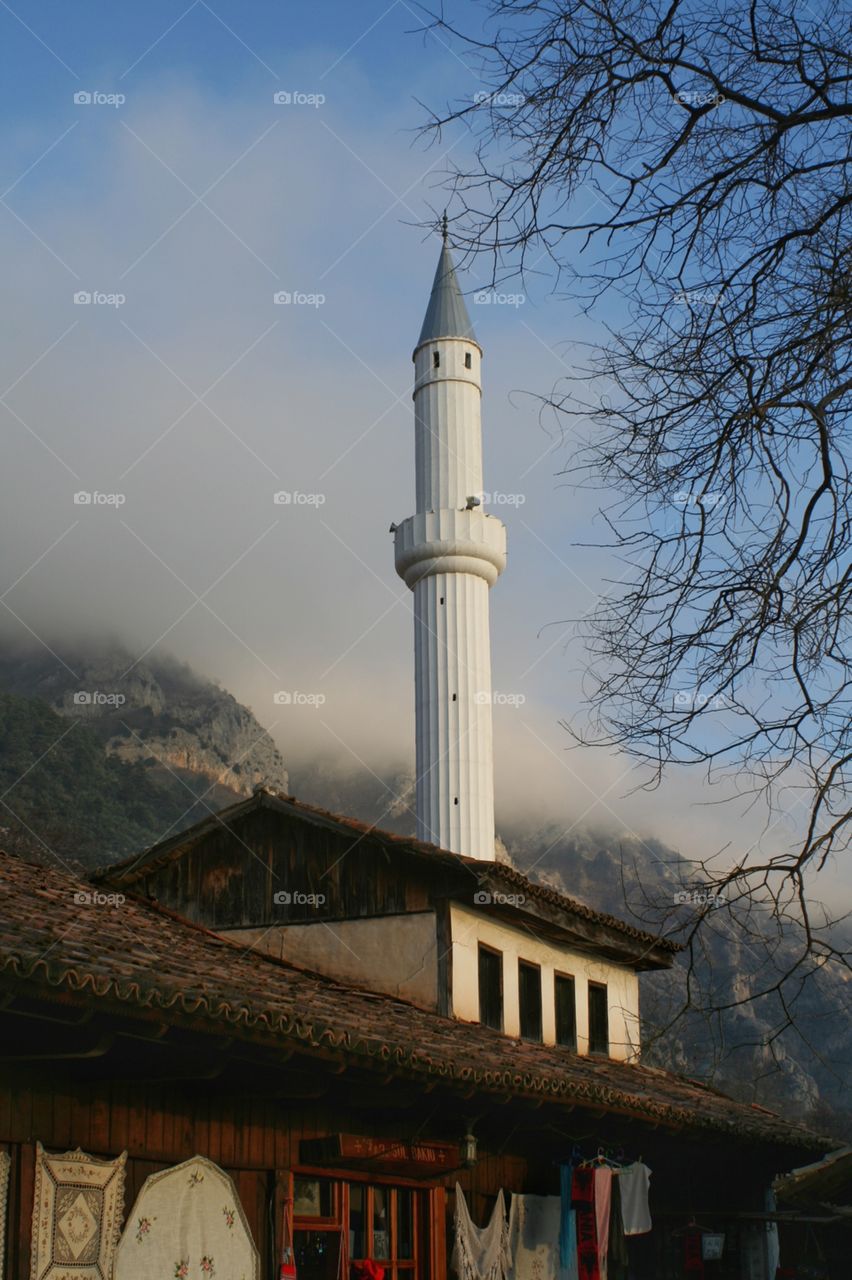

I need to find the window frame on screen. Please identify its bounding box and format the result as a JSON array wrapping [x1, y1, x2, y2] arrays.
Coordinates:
[[554, 971, 577, 1051], [477, 942, 504, 1031], [587, 980, 610, 1056], [518, 959, 543, 1042], [292, 1169, 431, 1280]]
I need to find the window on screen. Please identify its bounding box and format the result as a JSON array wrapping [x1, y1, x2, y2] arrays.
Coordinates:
[[518, 960, 542, 1041], [555, 974, 577, 1050], [464, 352, 472, 368], [293, 1178, 341, 1279], [294, 1179, 427, 1280], [294, 1177, 335, 1220], [588, 982, 609, 1055], [433, 351, 440, 368], [478, 944, 503, 1030]]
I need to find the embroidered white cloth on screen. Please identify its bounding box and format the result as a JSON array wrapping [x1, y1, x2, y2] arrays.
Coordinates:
[[507, 1194, 563, 1280], [452, 1184, 510, 1280], [114, 1155, 259, 1280], [30, 1142, 126, 1280], [0, 1150, 10, 1280]]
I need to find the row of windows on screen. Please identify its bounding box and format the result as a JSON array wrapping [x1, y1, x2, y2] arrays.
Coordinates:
[[477, 943, 610, 1054], [292, 1176, 427, 1280], [432, 350, 473, 369]]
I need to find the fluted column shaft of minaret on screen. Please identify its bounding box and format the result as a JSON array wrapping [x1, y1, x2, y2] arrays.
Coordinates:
[[414, 339, 483, 512], [413, 570, 497, 856]]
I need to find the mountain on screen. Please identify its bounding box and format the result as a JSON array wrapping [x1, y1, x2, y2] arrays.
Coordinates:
[[0, 643, 288, 867]]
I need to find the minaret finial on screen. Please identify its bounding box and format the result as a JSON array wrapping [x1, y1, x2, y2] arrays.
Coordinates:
[[441, 210, 449, 244]]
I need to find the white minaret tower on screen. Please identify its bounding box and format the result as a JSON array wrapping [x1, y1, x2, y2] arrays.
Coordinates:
[[394, 222, 507, 859]]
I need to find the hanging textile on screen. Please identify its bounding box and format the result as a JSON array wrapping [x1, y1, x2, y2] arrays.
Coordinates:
[[30, 1142, 126, 1280], [114, 1155, 260, 1280], [352, 1263, 385, 1280], [593, 1168, 612, 1280], [683, 1230, 704, 1278], [452, 1185, 510, 1280], [507, 1194, 563, 1280], [571, 1169, 599, 1280], [0, 1150, 10, 1280], [617, 1164, 652, 1236], [606, 1178, 628, 1280], [558, 1166, 579, 1280]]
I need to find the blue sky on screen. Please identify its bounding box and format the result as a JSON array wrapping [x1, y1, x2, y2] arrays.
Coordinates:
[[0, 0, 831, 889]]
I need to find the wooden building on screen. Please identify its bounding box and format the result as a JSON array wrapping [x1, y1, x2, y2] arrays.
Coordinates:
[[0, 792, 841, 1278]]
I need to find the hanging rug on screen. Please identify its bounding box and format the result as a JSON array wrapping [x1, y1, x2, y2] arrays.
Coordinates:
[[114, 1155, 259, 1280], [30, 1142, 126, 1280]]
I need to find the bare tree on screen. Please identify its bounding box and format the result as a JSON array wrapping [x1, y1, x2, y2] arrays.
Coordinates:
[[423, 1, 852, 1012]]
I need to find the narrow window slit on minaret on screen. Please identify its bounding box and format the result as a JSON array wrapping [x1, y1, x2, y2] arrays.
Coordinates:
[[452, 693, 457, 702], [433, 351, 440, 368], [465, 352, 472, 369]]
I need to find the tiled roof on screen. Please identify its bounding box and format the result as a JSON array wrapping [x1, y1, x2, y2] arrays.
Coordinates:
[[0, 850, 826, 1152], [100, 789, 680, 960]]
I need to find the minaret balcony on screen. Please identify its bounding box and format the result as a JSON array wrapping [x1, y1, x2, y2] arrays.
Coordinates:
[[394, 508, 507, 588]]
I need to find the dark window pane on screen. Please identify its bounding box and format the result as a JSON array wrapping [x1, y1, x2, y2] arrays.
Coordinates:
[[294, 1177, 333, 1218], [478, 945, 503, 1030], [349, 1183, 365, 1258], [294, 1230, 340, 1280], [464, 352, 472, 368], [397, 1189, 413, 1259], [518, 961, 542, 1041], [372, 1186, 390, 1259], [588, 983, 609, 1055], [433, 351, 440, 368], [555, 974, 577, 1049]]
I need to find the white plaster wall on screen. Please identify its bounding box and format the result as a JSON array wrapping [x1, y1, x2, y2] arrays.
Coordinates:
[[449, 903, 641, 1061], [221, 912, 439, 1008]]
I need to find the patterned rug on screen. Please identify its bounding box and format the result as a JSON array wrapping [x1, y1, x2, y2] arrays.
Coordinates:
[[114, 1156, 260, 1280], [30, 1143, 126, 1280], [0, 1150, 10, 1280]]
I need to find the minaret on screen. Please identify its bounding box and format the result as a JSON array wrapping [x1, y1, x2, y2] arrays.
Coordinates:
[[394, 221, 507, 859]]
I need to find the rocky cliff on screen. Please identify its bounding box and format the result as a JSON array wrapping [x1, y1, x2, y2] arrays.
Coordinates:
[[0, 644, 288, 799]]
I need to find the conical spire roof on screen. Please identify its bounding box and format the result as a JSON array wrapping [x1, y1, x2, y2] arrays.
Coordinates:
[[417, 239, 477, 347]]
